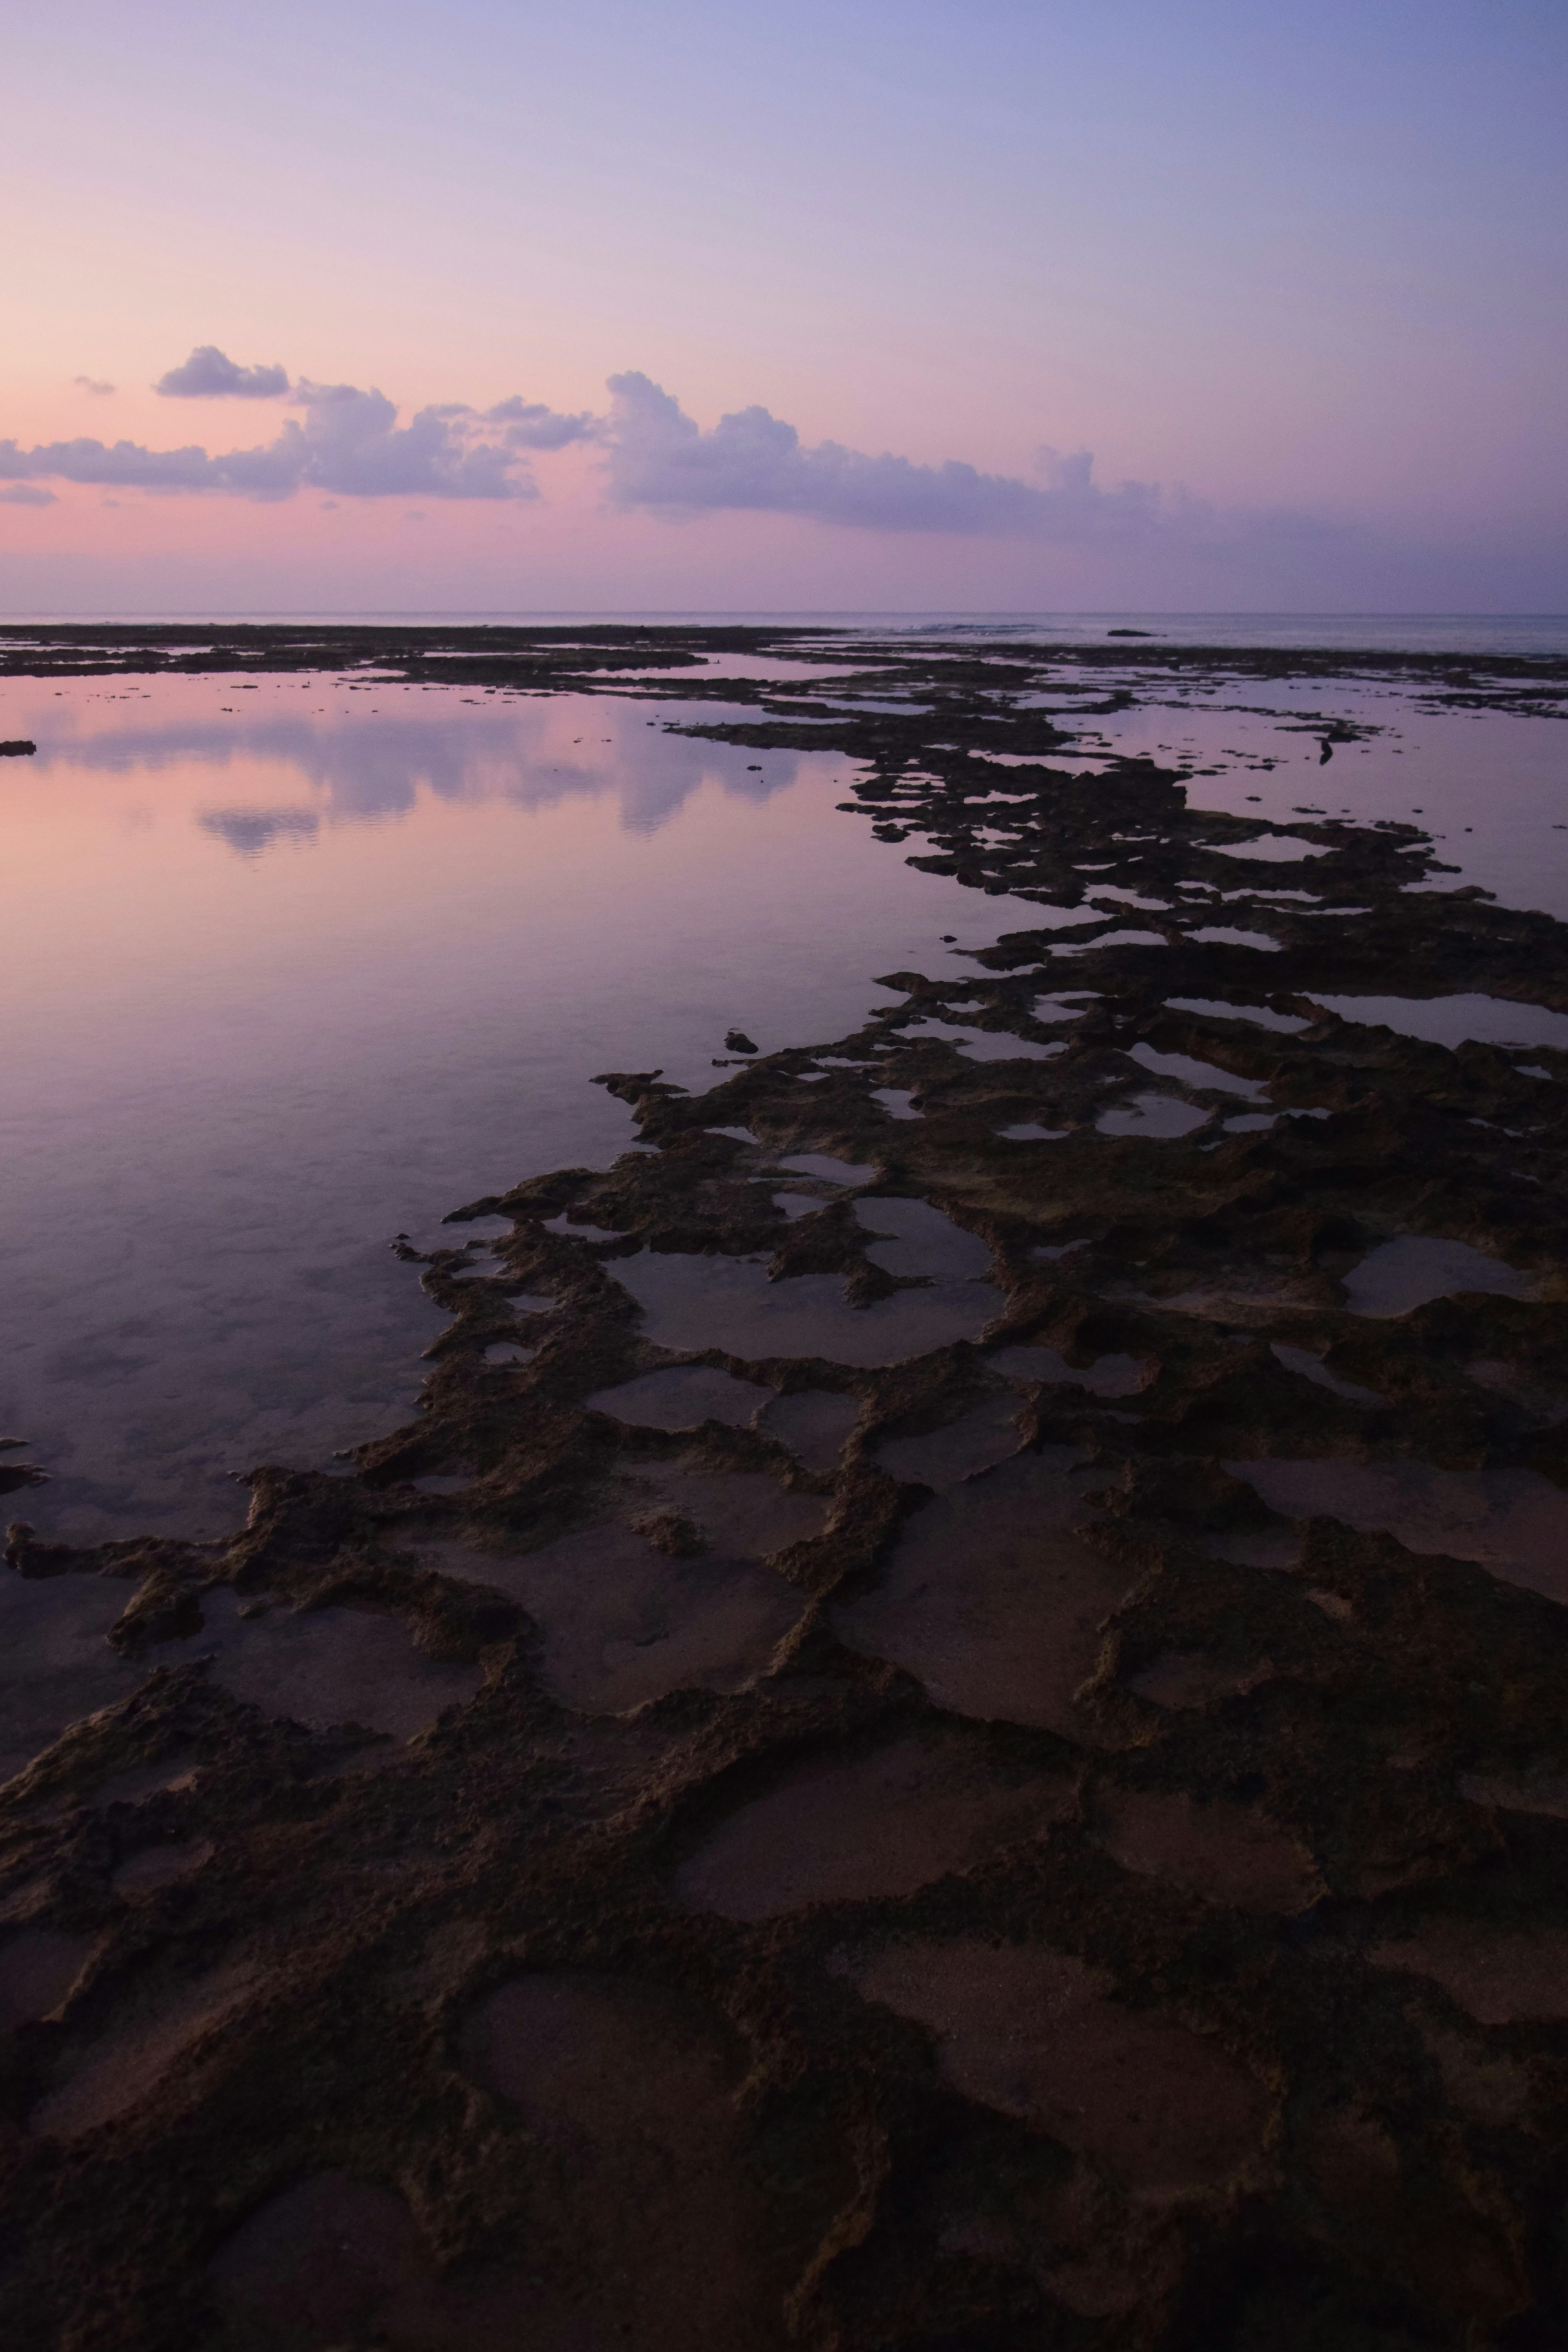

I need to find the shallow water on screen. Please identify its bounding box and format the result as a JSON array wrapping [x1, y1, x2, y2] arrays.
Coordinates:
[[1, 675, 1035, 1541], [1307, 993, 1568, 1053], [1343, 1236, 1537, 1318], [4, 646, 1566, 1547], [609, 1247, 1005, 1367]]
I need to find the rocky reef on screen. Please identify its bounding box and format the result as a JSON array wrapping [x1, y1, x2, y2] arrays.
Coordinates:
[[2, 626, 1568, 2348]]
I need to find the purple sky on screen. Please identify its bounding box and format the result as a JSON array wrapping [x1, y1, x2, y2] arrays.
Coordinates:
[[4, 0, 1566, 611]]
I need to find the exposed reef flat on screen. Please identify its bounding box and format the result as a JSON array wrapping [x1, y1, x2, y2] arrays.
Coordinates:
[[3, 626, 1568, 2349]]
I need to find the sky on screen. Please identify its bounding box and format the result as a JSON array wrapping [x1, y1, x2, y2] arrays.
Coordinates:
[[3, 0, 1565, 614]]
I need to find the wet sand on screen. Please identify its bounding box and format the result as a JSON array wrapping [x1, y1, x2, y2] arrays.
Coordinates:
[[2, 620, 1568, 2349]]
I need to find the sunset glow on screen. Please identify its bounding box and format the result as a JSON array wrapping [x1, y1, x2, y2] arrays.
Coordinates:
[[7, 0, 1566, 612]]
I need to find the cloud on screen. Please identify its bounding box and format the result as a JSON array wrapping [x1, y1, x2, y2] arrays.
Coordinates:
[[0, 483, 57, 506], [73, 376, 115, 396], [602, 371, 1170, 541], [199, 806, 321, 857], [0, 376, 593, 501], [156, 345, 290, 399], [0, 436, 223, 489], [483, 395, 601, 450], [0, 358, 1354, 563]]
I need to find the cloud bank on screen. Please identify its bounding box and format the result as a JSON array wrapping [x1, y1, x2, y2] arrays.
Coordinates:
[[0, 354, 1352, 568], [603, 371, 1165, 541], [73, 376, 116, 397], [156, 346, 291, 399], [0, 363, 598, 501]]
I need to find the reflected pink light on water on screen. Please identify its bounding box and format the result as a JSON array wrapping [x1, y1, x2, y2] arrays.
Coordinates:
[[0, 674, 1018, 1545]]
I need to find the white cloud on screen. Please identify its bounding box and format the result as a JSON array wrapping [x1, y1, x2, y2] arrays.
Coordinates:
[[73, 376, 116, 396], [156, 346, 290, 399], [0, 359, 1361, 568], [0, 375, 593, 501], [484, 394, 601, 449], [603, 371, 1165, 540]]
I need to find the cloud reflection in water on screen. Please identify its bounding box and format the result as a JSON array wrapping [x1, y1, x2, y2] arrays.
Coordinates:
[[31, 698, 803, 846]]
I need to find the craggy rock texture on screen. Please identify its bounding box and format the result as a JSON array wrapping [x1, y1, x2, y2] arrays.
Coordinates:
[[3, 625, 1568, 2350]]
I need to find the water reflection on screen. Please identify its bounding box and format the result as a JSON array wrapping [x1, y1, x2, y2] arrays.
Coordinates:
[[199, 806, 319, 855], [0, 676, 1027, 1544], [24, 685, 802, 840]]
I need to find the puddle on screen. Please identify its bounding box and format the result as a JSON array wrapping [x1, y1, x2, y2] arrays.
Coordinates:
[[1467, 1358, 1568, 1422], [0, 1927, 96, 2031], [69, 1755, 200, 1813], [1309, 994, 1568, 1052], [1126, 1653, 1277, 1711], [1459, 1768, 1568, 1819], [620, 1463, 827, 1558], [874, 1396, 1025, 1488], [111, 1839, 214, 1898], [543, 1216, 624, 1243], [872, 1089, 921, 1120], [1033, 993, 1097, 1021], [1096, 1094, 1211, 1140], [1186, 928, 1281, 951], [1053, 928, 1168, 954], [1202, 1525, 1306, 1570], [1270, 1344, 1384, 1405], [482, 1343, 537, 1367], [0, 1568, 150, 1788], [1212, 835, 1325, 863], [902, 1020, 1064, 1063], [776, 1152, 876, 1185], [1222, 1114, 1275, 1134], [584, 1365, 774, 1430], [1127, 1045, 1267, 1100], [32, 1953, 261, 2138], [440, 1973, 790, 2345], [181, 1590, 481, 1741], [833, 1452, 1131, 1736], [429, 1525, 803, 1713], [675, 1738, 1076, 1919], [773, 1192, 822, 1221], [611, 1249, 1004, 1368], [1225, 1457, 1568, 1605], [852, 1198, 993, 1281], [1372, 1921, 1568, 2025], [1167, 1002, 1309, 1041], [1000, 1122, 1069, 1141], [211, 2175, 454, 2352], [1344, 1236, 1536, 1317], [757, 1388, 860, 1470], [989, 1345, 1150, 1398], [1094, 1788, 1322, 1913], [847, 1940, 1269, 2196]]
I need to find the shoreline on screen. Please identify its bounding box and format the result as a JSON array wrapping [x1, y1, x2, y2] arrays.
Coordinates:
[[4, 625, 1568, 2347]]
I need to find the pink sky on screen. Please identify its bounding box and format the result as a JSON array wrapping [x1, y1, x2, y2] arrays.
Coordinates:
[[5, 0, 1566, 611]]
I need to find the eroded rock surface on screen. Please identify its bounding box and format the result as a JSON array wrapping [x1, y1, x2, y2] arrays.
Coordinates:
[[4, 622, 1568, 2350]]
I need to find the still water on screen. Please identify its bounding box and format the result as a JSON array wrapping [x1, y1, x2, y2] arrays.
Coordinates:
[[4, 645, 1565, 1545], [2, 672, 1024, 1542]]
